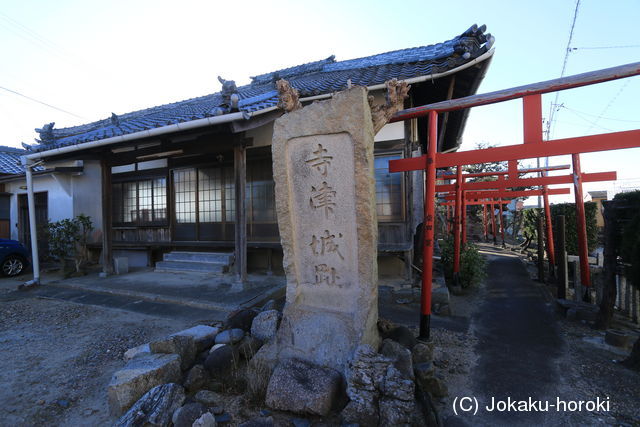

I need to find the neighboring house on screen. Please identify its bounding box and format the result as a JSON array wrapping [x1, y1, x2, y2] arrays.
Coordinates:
[[588, 190, 607, 229], [0, 146, 101, 255], [21, 25, 495, 279]]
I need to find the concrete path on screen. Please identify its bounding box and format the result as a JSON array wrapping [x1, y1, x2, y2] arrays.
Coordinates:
[[0, 268, 285, 322], [450, 246, 565, 426]]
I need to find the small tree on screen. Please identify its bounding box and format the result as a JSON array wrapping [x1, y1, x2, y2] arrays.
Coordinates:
[[45, 214, 93, 275], [440, 238, 487, 288]]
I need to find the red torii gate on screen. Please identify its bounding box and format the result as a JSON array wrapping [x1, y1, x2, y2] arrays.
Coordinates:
[[441, 186, 572, 282], [388, 62, 640, 340]]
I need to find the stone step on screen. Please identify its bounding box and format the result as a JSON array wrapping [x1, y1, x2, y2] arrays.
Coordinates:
[[155, 260, 227, 273], [163, 251, 234, 264]]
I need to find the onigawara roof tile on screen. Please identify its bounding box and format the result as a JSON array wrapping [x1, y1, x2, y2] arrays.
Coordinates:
[[29, 24, 493, 152]]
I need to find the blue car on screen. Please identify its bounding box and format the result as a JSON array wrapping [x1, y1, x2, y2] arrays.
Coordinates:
[[0, 239, 30, 277]]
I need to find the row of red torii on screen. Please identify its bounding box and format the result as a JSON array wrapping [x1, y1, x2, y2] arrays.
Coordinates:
[[388, 61, 640, 340]]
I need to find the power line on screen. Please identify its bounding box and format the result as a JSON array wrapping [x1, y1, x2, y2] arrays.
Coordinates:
[[586, 80, 630, 133], [545, 0, 581, 141], [559, 105, 640, 123], [570, 44, 640, 50], [0, 85, 85, 119]]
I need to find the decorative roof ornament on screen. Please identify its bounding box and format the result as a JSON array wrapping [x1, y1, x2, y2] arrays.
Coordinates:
[[35, 122, 56, 145], [218, 76, 239, 112], [368, 79, 410, 134], [21, 142, 33, 151], [276, 79, 302, 113], [110, 113, 120, 126]]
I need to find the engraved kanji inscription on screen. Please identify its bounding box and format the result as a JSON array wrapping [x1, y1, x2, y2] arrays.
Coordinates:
[[309, 182, 336, 218], [314, 264, 339, 285], [309, 230, 345, 260], [305, 143, 333, 177]]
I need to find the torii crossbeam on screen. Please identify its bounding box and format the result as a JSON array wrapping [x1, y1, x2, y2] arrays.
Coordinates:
[[389, 61, 640, 340]]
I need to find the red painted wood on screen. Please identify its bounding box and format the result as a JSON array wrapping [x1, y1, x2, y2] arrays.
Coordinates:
[[436, 164, 570, 180], [483, 203, 488, 239], [542, 183, 556, 266], [461, 191, 468, 247], [442, 187, 571, 200], [436, 130, 640, 168], [421, 111, 438, 323], [390, 62, 640, 121], [434, 171, 617, 192], [572, 154, 592, 289], [453, 166, 462, 274], [523, 94, 543, 144]]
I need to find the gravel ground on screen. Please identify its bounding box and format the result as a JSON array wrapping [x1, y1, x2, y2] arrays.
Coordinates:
[[0, 296, 195, 426]]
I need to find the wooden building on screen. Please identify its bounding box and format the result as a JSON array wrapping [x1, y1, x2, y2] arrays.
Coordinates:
[[22, 25, 495, 281]]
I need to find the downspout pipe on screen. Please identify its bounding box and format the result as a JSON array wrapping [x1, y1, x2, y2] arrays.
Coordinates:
[[22, 157, 40, 285]]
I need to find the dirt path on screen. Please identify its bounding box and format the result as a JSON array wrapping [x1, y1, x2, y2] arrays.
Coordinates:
[[0, 296, 207, 426]]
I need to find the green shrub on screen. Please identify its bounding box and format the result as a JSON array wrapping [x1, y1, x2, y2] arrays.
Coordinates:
[[440, 238, 487, 288], [614, 191, 640, 290], [44, 214, 93, 275], [549, 202, 598, 254]]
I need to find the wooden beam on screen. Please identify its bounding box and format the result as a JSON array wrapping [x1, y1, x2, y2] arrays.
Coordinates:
[[437, 75, 456, 151], [390, 62, 640, 120], [100, 158, 114, 275], [442, 187, 571, 200], [234, 143, 247, 283], [434, 171, 617, 192], [523, 94, 543, 144]]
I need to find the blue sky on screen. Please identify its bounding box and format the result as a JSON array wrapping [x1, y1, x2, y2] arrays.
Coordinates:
[[1, 0, 639, 200]]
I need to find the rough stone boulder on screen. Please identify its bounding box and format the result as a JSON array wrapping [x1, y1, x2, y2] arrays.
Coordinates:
[[215, 329, 245, 345], [172, 402, 208, 427], [204, 344, 240, 378], [150, 335, 197, 370], [265, 358, 342, 416], [192, 412, 217, 427], [225, 308, 259, 332], [124, 343, 151, 361], [183, 364, 209, 393], [380, 338, 414, 380], [237, 335, 264, 360], [411, 341, 434, 365], [108, 353, 181, 415], [341, 345, 390, 425], [171, 325, 220, 352], [250, 310, 281, 342], [114, 383, 185, 427], [379, 366, 415, 425]]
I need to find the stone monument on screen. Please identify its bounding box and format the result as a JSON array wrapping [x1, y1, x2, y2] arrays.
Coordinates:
[[271, 86, 380, 372]]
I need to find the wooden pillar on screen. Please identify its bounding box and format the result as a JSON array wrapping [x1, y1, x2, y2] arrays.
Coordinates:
[[234, 144, 247, 283], [461, 191, 467, 248], [542, 183, 556, 278], [101, 158, 114, 275], [498, 202, 505, 247], [419, 110, 438, 341], [596, 202, 617, 329], [537, 214, 545, 282], [572, 153, 591, 301], [452, 166, 462, 286], [482, 203, 488, 241], [556, 215, 568, 299], [490, 199, 498, 245]]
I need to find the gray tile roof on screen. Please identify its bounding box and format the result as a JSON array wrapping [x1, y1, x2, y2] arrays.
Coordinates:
[[0, 146, 26, 175], [29, 24, 493, 152]]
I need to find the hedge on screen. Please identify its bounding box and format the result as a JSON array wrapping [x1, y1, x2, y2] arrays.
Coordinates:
[[550, 202, 598, 255]]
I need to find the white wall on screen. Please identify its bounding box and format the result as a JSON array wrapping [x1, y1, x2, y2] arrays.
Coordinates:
[[5, 174, 73, 241], [71, 160, 103, 241], [3, 160, 103, 243]]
